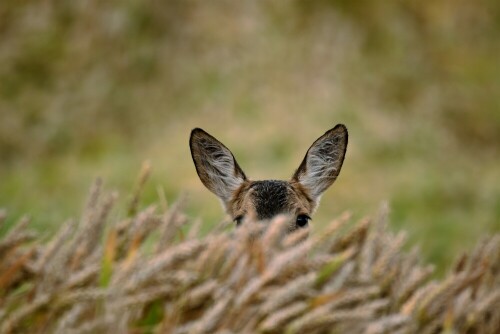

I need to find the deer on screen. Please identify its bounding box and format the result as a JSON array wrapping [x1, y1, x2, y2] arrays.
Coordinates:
[[189, 124, 348, 232]]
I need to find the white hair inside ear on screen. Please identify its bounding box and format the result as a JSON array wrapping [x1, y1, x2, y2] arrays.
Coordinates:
[[190, 128, 247, 204], [292, 124, 348, 200]]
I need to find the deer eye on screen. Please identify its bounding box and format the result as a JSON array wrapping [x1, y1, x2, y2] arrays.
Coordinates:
[[234, 215, 244, 226], [296, 214, 310, 228]]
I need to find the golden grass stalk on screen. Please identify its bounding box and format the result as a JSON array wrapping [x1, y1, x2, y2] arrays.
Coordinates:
[[0, 179, 498, 334]]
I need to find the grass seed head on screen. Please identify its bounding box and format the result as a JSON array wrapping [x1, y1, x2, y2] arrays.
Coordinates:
[[0, 181, 498, 334]]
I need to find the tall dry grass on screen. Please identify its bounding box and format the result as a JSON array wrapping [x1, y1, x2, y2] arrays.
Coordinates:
[[0, 171, 498, 333]]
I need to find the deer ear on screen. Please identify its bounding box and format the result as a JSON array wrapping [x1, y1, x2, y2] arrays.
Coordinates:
[[292, 124, 348, 201], [190, 128, 247, 204]]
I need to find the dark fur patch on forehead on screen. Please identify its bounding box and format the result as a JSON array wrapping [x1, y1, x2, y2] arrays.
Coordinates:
[[250, 180, 292, 220]]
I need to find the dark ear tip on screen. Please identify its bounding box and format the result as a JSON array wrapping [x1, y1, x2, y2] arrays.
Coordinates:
[[332, 124, 348, 134], [190, 128, 210, 143], [328, 124, 348, 140], [190, 128, 204, 151], [191, 128, 205, 136]]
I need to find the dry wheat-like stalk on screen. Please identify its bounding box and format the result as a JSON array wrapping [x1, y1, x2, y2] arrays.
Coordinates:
[[0, 179, 498, 334]]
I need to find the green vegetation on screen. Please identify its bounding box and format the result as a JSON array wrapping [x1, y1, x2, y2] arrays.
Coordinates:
[[0, 1, 499, 271]]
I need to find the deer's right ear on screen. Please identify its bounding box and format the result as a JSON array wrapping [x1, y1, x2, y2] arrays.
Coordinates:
[[190, 128, 247, 204]]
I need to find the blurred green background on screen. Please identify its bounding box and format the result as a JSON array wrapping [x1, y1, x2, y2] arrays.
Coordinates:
[[1, 0, 499, 271]]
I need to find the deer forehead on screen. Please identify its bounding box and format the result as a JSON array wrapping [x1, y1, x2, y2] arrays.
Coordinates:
[[229, 180, 313, 220]]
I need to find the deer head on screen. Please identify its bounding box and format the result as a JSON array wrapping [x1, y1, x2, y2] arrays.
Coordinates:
[[190, 125, 348, 231]]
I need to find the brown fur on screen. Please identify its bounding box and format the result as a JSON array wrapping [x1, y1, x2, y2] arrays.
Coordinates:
[[227, 181, 313, 221], [190, 125, 348, 230]]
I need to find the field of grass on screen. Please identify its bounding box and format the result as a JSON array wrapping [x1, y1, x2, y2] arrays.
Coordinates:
[[1, 182, 498, 333], [1, 0, 499, 273]]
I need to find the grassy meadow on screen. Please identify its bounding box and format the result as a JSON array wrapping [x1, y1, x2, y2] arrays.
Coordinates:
[[1, 0, 499, 274]]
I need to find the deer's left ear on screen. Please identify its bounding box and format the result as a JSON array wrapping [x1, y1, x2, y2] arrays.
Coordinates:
[[292, 124, 348, 201]]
